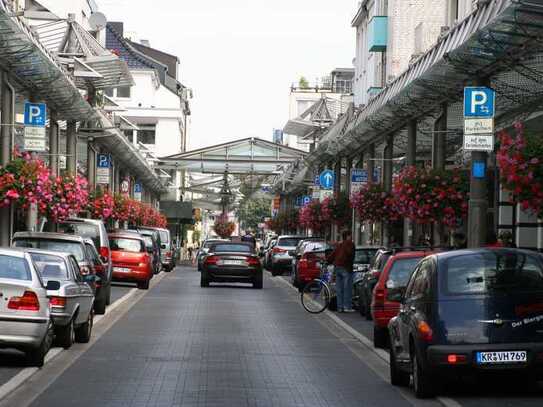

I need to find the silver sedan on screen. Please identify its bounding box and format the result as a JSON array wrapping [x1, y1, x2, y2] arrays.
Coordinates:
[[0, 248, 55, 367], [26, 250, 95, 349]]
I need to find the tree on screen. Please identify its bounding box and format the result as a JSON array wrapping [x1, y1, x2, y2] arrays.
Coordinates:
[[237, 198, 271, 232], [298, 76, 309, 89]]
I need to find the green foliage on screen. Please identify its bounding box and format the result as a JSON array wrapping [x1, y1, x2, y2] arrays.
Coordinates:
[[237, 198, 270, 231], [298, 76, 309, 89]]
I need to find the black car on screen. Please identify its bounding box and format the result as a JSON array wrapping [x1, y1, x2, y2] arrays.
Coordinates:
[[388, 249, 543, 398], [357, 249, 393, 319], [201, 242, 263, 289]]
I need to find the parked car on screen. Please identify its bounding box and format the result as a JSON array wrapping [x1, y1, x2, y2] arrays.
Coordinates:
[[201, 242, 263, 289], [144, 227, 175, 272], [262, 238, 277, 269], [371, 251, 430, 348], [130, 227, 161, 274], [291, 237, 324, 273], [270, 235, 306, 276], [196, 238, 228, 271], [12, 232, 107, 314], [353, 247, 380, 273], [27, 250, 94, 349], [0, 248, 56, 367], [357, 248, 393, 319], [53, 218, 112, 304], [109, 232, 154, 290], [388, 249, 543, 398], [292, 240, 328, 291]]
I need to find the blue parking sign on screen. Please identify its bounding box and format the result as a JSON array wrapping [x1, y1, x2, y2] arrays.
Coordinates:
[[464, 87, 495, 118], [134, 183, 142, 193], [97, 154, 111, 168], [24, 102, 47, 126]]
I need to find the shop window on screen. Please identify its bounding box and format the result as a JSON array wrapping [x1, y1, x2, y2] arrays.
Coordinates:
[[117, 86, 131, 98]]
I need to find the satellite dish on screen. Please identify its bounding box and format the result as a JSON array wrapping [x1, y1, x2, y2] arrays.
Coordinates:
[[89, 12, 107, 31]]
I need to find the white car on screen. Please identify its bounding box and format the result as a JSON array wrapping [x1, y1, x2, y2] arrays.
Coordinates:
[[0, 248, 57, 367]]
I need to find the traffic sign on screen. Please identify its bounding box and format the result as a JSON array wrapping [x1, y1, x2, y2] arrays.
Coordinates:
[[24, 102, 47, 127], [351, 169, 367, 184], [319, 170, 335, 190], [302, 196, 311, 206], [464, 134, 494, 151], [96, 154, 111, 185], [134, 183, 142, 201], [464, 87, 495, 118], [314, 175, 320, 186], [97, 154, 111, 168], [121, 179, 130, 194]]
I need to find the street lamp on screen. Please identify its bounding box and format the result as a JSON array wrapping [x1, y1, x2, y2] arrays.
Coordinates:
[[219, 172, 233, 215]]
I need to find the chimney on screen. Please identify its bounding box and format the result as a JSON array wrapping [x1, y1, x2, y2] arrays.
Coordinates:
[[109, 21, 124, 37]]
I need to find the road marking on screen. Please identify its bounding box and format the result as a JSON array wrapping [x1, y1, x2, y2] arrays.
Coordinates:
[[0, 271, 167, 406], [269, 271, 464, 407]]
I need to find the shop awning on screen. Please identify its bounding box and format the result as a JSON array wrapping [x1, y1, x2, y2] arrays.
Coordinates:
[[0, 1, 96, 121]]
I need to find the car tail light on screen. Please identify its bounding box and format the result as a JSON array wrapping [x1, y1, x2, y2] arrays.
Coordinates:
[[49, 296, 66, 307], [246, 257, 260, 266], [272, 247, 286, 254], [447, 354, 467, 364], [417, 321, 433, 342], [374, 288, 385, 307], [8, 291, 40, 311], [99, 246, 110, 262], [371, 270, 380, 278], [204, 255, 219, 265], [166, 251, 171, 257]]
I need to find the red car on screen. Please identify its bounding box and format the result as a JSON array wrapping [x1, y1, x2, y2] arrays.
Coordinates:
[[371, 251, 432, 348], [293, 241, 329, 291], [109, 233, 153, 290]]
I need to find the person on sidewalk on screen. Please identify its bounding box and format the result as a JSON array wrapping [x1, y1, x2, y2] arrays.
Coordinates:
[[328, 230, 355, 313]]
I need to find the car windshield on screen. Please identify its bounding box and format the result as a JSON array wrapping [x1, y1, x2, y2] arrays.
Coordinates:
[[277, 238, 303, 247], [212, 244, 252, 253], [0, 255, 31, 281], [387, 257, 423, 288], [58, 222, 100, 249], [109, 238, 143, 253], [30, 253, 69, 280], [355, 249, 378, 264], [204, 241, 223, 249], [443, 252, 543, 295], [142, 236, 154, 249], [14, 239, 85, 262], [304, 242, 327, 253], [159, 230, 169, 244]]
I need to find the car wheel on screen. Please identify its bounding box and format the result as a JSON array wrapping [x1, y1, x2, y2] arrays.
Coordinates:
[[27, 322, 53, 368], [358, 294, 366, 316], [412, 348, 435, 398], [328, 296, 337, 312], [253, 272, 263, 289], [55, 319, 75, 349], [75, 310, 93, 343], [390, 346, 410, 387], [365, 297, 373, 321], [200, 271, 210, 287], [164, 265, 173, 273], [373, 325, 388, 348], [105, 283, 112, 306], [137, 279, 150, 290], [94, 290, 107, 315]]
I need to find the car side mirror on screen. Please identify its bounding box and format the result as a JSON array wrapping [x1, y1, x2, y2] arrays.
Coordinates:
[[46, 280, 61, 291], [161, 244, 167, 249], [147, 247, 154, 254], [84, 275, 96, 284]]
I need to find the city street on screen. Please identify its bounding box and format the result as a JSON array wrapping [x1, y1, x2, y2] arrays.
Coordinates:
[[0, 267, 540, 407]]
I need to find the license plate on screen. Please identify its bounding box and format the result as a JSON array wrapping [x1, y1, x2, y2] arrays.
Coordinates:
[[222, 260, 243, 266], [113, 267, 131, 273], [476, 351, 527, 364]]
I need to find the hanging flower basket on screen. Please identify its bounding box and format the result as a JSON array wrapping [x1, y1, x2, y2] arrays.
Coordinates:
[[351, 183, 398, 223], [299, 200, 331, 233], [392, 166, 468, 227], [268, 209, 299, 233], [497, 122, 543, 217], [321, 192, 352, 227], [214, 214, 236, 238]]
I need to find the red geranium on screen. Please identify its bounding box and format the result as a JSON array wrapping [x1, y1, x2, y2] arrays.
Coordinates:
[[351, 183, 398, 223]]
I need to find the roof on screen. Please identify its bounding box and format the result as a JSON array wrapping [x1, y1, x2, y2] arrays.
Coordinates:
[[434, 248, 541, 260], [13, 232, 86, 243], [0, 247, 28, 258], [129, 40, 179, 79], [21, 248, 73, 259]]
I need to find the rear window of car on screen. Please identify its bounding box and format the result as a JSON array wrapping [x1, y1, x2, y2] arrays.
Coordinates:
[[443, 252, 543, 295], [0, 255, 31, 281], [212, 244, 252, 253], [13, 239, 85, 262], [355, 249, 378, 264], [30, 253, 69, 280], [204, 240, 223, 248], [109, 238, 143, 253], [159, 230, 169, 244], [58, 222, 100, 249], [303, 242, 327, 253], [387, 257, 423, 288], [142, 236, 154, 249], [277, 238, 303, 247]]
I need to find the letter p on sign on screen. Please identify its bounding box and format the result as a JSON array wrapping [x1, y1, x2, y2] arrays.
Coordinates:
[[464, 87, 494, 118]]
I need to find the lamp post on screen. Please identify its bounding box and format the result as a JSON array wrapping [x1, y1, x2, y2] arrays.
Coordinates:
[[219, 172, 232, 215]]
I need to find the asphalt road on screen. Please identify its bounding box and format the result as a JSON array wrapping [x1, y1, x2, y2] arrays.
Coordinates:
[[1, 267, 542, 406]]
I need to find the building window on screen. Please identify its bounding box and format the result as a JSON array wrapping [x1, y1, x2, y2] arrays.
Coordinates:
[[105, 88, 114, 97], [138, 125, 156, 145], [448, 0, 459, 25], [117, 86, 131, 98]]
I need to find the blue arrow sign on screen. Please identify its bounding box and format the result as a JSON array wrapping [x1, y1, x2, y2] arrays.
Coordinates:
[[24, 102, 47, 127], [319, 170, 335, 190], [303, 196, 311, 206], [464, 87, 495, 118]]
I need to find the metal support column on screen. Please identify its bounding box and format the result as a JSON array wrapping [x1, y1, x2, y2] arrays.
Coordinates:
[[468, 150, 488, 248], [66, 120, 77, 177], [355, 153, 364, 245], [404, 120, 417, 246], [382, 136, 393, 246], [334, 159, 341, 196], [87, 141, 96, 190], [49, 111, 59, 176], [345, 157, 353, 196], [432, 105, 447, 245], [0, 72, 13, 244], [367, 144, 376, 244]]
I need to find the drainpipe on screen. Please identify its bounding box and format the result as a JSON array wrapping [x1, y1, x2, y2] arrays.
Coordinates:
[[382, 136, 393, 247], [367, 144, 375, 244], [87, 141, 96, 190], [49, 110, 59, 176], [432, 104, 447, 246], [66, 120, 77, 177], [404, 120, 417, 247]]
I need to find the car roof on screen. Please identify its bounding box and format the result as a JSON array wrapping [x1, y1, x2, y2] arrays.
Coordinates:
[[278, 235, 305, 239], [22, 248, 72, 260], [355, 246, 382, 250], [109, 232, 145, 241], [0, 247, 29, 258], [434, 247, 540, 261], [13, 231, 86, 243]]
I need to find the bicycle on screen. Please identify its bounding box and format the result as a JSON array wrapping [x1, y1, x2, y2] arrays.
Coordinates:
[[300, 261, 338, 313]]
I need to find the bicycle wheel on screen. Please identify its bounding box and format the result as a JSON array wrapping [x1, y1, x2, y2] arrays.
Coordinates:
[[301, 280, 331, 314]]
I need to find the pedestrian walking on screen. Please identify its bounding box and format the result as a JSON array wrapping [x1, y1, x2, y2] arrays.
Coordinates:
[[327, 230, 355, 313], [188, 245, 194, 261]]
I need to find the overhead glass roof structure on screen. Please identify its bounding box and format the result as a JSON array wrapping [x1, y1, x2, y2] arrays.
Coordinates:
[[158, 138, 307, 175]]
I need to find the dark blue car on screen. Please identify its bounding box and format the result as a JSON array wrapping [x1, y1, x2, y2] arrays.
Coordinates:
[[388, 248, 543, 398]]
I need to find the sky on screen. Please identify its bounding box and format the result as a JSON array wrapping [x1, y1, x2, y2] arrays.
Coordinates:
[[99, 0, 356, 150]]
